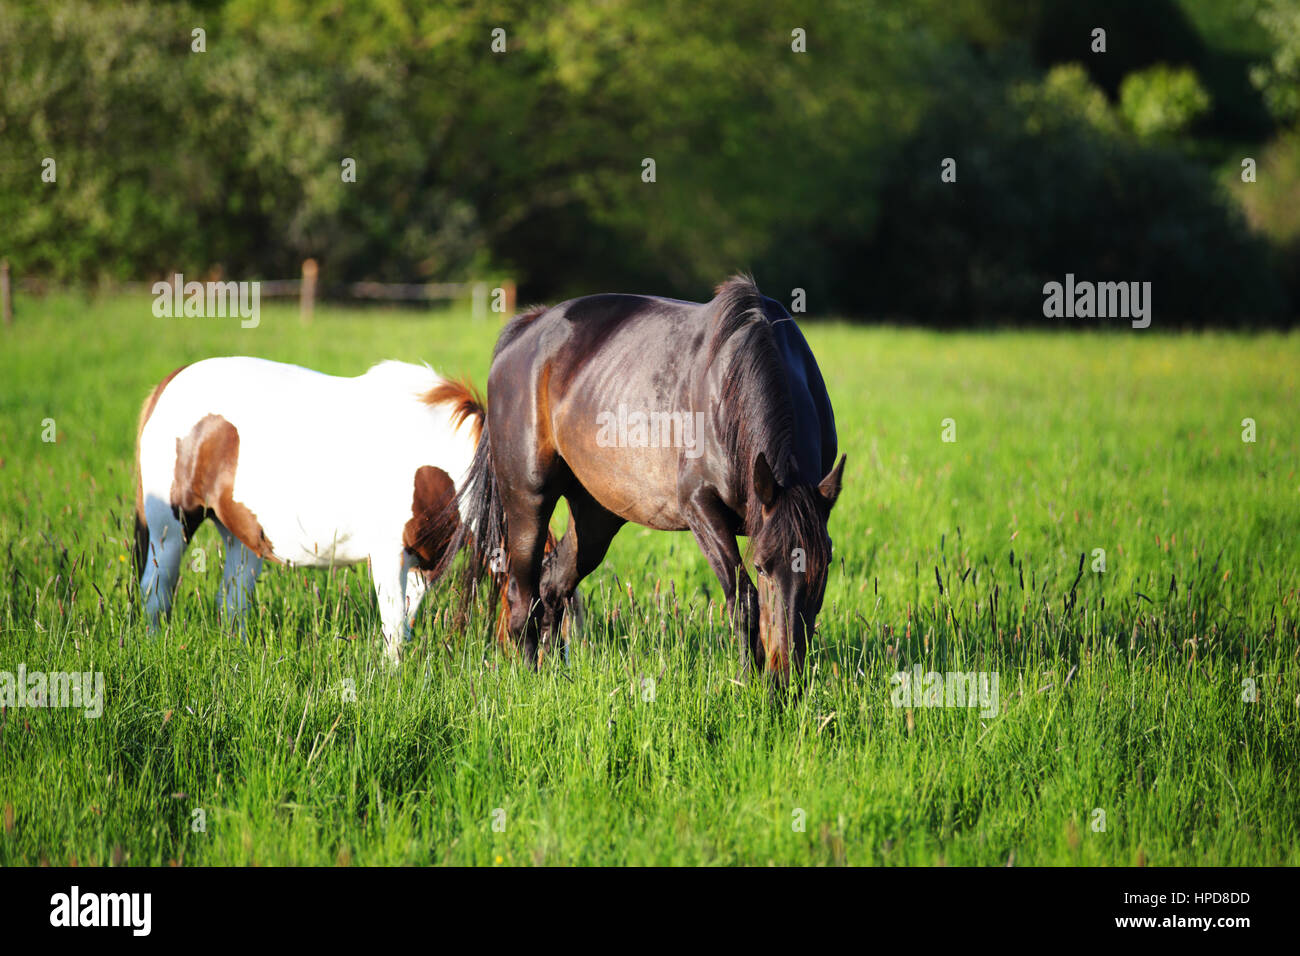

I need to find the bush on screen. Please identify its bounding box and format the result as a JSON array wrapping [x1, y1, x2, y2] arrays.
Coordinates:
[[1120, 65, 1212, 141], [855, 65, 1286, 324]]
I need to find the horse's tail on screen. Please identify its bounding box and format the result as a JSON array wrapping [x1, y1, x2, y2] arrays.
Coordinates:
[[448, 420, 508, 614], [437, 310, 550, 632], [423, 376, 485, 446]]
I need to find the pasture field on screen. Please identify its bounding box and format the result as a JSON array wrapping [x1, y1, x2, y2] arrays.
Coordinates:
[[1, 293, 1298, 866]]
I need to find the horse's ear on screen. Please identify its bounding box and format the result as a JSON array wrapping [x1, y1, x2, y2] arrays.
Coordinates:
[[818, 454, 846, 509], [753, 452, 778, 508]]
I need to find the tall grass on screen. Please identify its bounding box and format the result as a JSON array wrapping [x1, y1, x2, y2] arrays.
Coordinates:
[[0, 294, 1297, 864]]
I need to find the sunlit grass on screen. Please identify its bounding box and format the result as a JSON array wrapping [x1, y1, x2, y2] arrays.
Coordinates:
[[1, 293, 1297, 864]]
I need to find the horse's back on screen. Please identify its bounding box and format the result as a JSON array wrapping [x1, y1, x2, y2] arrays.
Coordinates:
[[137, 357, 473, 565], [491, 289, 837, 492], [141, 358, 392, 473], [500, 294, 702, 352]]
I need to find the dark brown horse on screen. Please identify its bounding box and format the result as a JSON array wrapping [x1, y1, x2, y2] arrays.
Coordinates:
[[457, 275, 844, 685]]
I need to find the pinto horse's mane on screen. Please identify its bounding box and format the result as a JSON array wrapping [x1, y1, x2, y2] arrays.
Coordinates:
[[705, 275, 830, 577]]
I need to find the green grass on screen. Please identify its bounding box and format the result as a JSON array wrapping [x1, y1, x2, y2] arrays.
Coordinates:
[[1, 292, 1298, 865]]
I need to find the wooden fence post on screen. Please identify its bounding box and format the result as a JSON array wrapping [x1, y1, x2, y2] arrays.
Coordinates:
[[300, 258, 318, 324], [1, 259, 12, 327], [502, 279, 516, 318], [472, 282, 488, 319]]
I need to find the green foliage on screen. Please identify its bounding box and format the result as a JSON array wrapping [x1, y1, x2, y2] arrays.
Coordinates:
[[1251, 0, 1300, 123], [1237, 131, 1300, 246], [0, 1, 490, 282], [1119, 65, 1212, 140], [1244, 0, 1300, 314], [1016, 64, 1121, 136], [0, 0, 1295, 322], [1, 296, 1297, 864], [861, 60, 1285, 323], [0, 3, 210, 279]]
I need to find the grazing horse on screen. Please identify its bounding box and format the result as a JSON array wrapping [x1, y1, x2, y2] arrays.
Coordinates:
[[133, 357, 482, 662], [457, 275, 844, 685]]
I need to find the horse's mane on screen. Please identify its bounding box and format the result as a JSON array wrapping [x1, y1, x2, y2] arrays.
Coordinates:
[[705, 276, 830, 576], [706, 276, 797, 494]]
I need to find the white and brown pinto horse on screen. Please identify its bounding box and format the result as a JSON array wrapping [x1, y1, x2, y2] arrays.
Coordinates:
[[133, 357, 480, 661]]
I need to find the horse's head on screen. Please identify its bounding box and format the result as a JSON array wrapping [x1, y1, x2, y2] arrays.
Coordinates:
[[748, 452, 846, 687]]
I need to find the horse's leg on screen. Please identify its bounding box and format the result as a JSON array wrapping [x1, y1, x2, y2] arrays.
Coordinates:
[[683, 490, 762, 674], [538, 486, 624, 663], [371, 550, 417, 665], [403, 558, 430, 633], [503, 488, 558, 667], [216, 521, 261, 637], [140, 499, 190, 626]]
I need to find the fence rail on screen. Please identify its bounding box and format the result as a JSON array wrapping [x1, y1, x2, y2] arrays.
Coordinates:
[[5, 260, 515, 324]]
